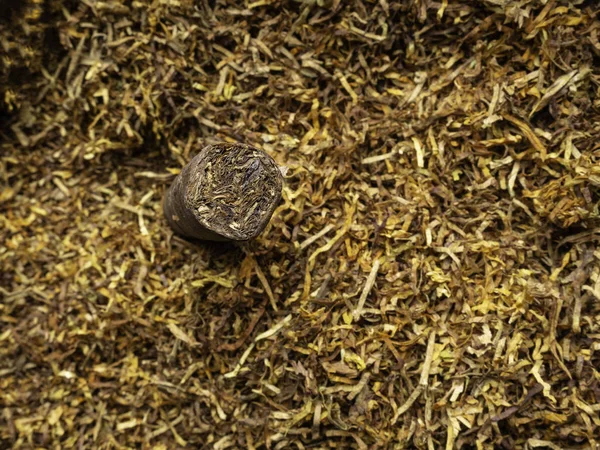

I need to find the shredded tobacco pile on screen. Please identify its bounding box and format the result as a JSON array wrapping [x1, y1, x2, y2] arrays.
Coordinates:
[[1, 1, 600, 449]]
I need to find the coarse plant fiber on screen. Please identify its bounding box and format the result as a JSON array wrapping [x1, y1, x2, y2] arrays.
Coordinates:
[[1, 0, 600, 449]]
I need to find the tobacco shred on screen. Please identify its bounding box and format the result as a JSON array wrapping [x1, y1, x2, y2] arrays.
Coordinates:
[[1, 0, 600, 448]]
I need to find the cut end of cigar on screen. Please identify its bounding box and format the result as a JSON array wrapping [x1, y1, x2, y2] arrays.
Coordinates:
[[185, 143, 283, 241]]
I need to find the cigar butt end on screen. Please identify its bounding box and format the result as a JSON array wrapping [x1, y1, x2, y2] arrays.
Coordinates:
[[163, 143, 283, 242]]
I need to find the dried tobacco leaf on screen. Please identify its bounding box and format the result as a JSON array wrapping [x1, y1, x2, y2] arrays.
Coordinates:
[[0, 0, 65, 111], [1, 0, 600, 448]]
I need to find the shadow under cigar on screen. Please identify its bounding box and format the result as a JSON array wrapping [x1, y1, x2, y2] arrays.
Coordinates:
[[171, 234, 242, 256]]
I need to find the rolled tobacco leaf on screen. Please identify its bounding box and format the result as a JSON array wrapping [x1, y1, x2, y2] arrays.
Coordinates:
[[163, 143, 283, 242]]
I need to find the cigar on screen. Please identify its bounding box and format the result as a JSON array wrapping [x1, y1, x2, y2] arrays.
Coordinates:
[[163, 143, 283, 242]]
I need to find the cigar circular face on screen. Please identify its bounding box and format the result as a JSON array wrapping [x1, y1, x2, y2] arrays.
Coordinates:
[[186, 143, 283, 241]]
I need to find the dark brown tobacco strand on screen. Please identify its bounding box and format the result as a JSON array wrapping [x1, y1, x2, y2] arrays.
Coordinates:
[[0, 0, 62, 111], [163, 143, 283, 242]]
